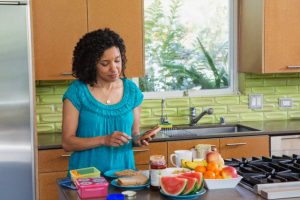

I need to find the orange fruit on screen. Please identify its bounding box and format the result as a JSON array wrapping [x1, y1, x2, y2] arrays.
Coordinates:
[[207, 162, 220, 172], [203, 170, 216, 179], [215, 174, 223, 179], [195, 165, 207, 173]]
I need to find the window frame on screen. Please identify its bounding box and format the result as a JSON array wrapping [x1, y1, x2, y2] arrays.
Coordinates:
[[134, 0, 238, 99]]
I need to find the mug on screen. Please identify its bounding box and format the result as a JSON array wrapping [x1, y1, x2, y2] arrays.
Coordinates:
[[170, 150, 193, 167]]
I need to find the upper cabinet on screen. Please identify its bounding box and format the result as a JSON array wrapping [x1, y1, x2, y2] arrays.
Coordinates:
[[32, 0, 144, 80], [239, 0, 300, 73], [31, 0, 87, 80]]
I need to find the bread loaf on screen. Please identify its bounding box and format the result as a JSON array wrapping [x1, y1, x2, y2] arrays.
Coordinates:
[[117, 174, 148, 186], [114, 169, 139, 177]]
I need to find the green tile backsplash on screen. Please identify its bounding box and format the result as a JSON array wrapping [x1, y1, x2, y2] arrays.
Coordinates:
[[36, 73, 300, 133]]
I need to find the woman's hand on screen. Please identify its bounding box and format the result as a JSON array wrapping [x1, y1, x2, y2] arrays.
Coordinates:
[[134, 126, 161, 146], [104, 131, 131, 147]]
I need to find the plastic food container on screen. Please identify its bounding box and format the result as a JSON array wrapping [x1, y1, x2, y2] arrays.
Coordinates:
[[70, 167, 101, 182], [74, 177, 108, 199], [204, 175, 243, 190]]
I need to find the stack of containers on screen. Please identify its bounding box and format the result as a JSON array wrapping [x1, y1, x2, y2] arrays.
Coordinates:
[[70, 167, 109, 199]]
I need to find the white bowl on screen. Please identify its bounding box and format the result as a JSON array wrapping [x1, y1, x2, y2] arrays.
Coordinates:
[[161, 168, 191, 176], [204, 175, 243, 190]]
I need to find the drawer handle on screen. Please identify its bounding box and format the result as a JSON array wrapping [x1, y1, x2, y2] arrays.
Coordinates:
[[61, 72, 73, 75], [287, 66, 300, 69], [281, 136, 300, 140], [226, 142, 247, 146], [133, 149, 149, 152], [61, 154, 71, 157]]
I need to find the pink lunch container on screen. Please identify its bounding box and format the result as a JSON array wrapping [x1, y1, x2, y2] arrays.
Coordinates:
[[74, 177, 109, 199]]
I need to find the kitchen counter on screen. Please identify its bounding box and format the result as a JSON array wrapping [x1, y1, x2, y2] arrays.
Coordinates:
[[39, 120, 300, 150], [58, 182, 267, 200]]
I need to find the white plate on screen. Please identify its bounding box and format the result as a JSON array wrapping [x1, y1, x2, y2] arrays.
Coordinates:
[[204, 175, 243, 190]]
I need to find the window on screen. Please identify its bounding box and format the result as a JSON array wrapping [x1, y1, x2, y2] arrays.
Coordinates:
[[137, 0, 237, 98]]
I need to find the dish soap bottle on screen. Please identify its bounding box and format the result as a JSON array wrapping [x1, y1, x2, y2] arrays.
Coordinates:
[[150, 155, 167, 190]]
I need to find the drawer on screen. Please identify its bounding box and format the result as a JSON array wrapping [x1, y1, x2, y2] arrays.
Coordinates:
[[271, 135, 300, 151], [38, 149, 71, 173], [133, 142, 167, 166]]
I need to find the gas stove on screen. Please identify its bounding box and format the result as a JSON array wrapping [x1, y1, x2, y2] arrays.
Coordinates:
[[225, 154, 300, 199]]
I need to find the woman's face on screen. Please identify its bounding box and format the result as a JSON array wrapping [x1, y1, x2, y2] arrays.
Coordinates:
[[96, 46, 122, 82]]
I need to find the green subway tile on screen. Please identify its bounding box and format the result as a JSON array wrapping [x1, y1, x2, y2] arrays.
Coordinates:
[[36, 105, 55, 114], [208, 106, 227, 114], [39, 80, 70, 86], [55, 123, 62, 131], [40, 113, 62, 123], [190, 97, 214, 106], [40, 95, 63, 104], [192, 115, 215, 125], [246, 79, 264, 87], [261, 104, 277, 112], [239, 95, 248, 104], [238, 73, 246, 93], [141, 99, 161, 108], [167, 116, 189, 125], [291, 102, 300, 110], [37, 124, 55, 133], [275, 73, 299, 78], [240, 113, 263, 121], [36, 96, 40, 104], [214, 114, 239, 123], [166, 98, 190, 107], [178, 107, 190, 116], [55, 104, 63, 112], [275, 86, 298, 94], [264, 95, 285, 103], [141, 109, 151, 118], [264, 79, 286, 87], [214, 96, 239, 105], [287, 78, 300, 86], [36, 115, 40, 123], [264, 112, 287, 120], [36, 86, 54, 95], [251, 87, 275, 94], [152, 108, 177, 117], [288, 111, 300, 119], [248, 73, 275, 78], [242, 88, 252, 95], [54, 85, 68, 94], [228, 105, 251, 113], [289, 94, 300, 102], [140, 118, 160, 127]]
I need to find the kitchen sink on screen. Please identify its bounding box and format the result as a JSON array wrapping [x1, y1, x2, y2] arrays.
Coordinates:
[[161, 124, 262, 138]]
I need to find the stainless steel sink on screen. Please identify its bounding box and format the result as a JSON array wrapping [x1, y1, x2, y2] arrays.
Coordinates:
[[161, 124, 261, 138]]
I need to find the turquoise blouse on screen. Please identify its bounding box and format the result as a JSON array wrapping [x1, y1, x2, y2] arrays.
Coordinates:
[[62, 78, 144, 173]]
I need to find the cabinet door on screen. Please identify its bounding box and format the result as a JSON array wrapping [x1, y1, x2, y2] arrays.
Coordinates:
[[264, 0, 300, 72], [220, 135, 269, 159], [39, 171, 67, 200], [32, 0, 87, 80], [87, 0, 144, 77], [167, 139, 220, 167], [38, 149, 71, 173]]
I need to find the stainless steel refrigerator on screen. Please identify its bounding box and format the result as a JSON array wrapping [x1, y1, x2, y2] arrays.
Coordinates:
[[0, 0, 36, 199]]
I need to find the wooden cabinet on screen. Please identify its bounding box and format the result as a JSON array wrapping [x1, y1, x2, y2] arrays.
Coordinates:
[[87, 0, 144, 77], [167, 139, 219, 167], [38, 149, 71, 200], [239, 0, 300, 73], [219, 135, 269, 159], [134, 142, 167, 170], [31, 0, 87, 80], [31, 0, 144, 80]]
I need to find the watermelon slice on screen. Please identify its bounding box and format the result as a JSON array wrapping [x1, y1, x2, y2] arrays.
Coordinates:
[[160, 176, 187, 196], [177, 175, 197, 195], [181, 172, 204, 191]]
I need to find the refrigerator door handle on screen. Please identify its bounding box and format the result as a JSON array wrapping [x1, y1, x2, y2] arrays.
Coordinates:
[[0, 1, 27, 5]]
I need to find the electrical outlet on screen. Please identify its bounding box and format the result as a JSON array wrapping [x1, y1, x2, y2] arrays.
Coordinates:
[[249, 94, 263, 109], [279, 98, 293, 108]]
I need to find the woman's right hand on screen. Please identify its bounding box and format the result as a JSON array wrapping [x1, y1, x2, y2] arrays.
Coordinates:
[[103, 131, 131, 147]]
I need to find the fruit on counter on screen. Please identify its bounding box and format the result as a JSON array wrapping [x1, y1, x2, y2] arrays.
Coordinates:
[[221, 166, 238, 179], [181, 159, 207, 169], [160, 172, 204, 196], [206, 151, 225, 168], [160, 176, 187, 196]]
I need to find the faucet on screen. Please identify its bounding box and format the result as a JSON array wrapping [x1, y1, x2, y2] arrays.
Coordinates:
[[190, 107, 214, 126], [160, 98, 169, 124]]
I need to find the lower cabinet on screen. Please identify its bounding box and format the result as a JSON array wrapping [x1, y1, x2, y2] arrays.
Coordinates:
[[219, 135, 269, 159]]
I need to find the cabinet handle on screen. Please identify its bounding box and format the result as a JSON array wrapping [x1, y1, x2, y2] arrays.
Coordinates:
[[133, 149, 149, 152], [287, 66, 300, 69], [281, 136, 300, 140], [61, 72, 73, 75], [61, 154, 71, 157], [225, 142, 247, 146]]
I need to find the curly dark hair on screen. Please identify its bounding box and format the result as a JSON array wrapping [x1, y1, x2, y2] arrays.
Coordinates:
[[72, 28, 127, 86]]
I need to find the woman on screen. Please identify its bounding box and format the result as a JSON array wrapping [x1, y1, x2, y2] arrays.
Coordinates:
[[62, 28, 160, 173]]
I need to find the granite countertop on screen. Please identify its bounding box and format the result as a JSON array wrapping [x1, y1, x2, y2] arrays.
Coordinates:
[[39, 120, 300, 150]]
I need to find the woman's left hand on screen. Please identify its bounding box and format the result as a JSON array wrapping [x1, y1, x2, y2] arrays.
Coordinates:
[[134, 126, 161, 146]]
